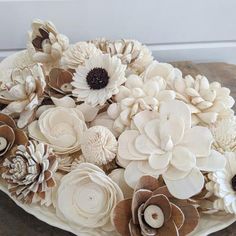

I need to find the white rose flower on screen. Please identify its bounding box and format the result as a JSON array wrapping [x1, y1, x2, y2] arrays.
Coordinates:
[[118, 100, 226, 199], [56, 163, 124, 233], [28, 106, 87, 154]]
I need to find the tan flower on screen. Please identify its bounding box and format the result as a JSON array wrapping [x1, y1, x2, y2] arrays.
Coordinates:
[[27, 19, 69, 70], [0, 113, 28, 157], [0, 64, 46, 128], [91, 39, 153, 75], [2, 141, 58, 204], [113, 175, 199, 236]]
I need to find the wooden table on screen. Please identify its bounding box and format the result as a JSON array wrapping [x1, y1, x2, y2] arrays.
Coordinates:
[[0, 61, 236, 236]]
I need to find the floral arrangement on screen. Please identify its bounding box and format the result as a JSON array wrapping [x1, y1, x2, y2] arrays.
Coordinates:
[[0, 19, 235, 236]]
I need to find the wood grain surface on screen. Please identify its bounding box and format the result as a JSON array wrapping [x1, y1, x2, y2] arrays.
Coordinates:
[[0, 61, 236, 236]]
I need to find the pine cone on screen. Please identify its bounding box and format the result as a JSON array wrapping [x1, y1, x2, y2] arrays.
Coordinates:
[[2, 141, 58, 204], [113, 175, 199, 236]]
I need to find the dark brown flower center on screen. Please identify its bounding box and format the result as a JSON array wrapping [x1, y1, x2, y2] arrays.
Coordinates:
[[152, 213, 158, 220], [86, 68, 109, 90], [231, 175, 236, 191]]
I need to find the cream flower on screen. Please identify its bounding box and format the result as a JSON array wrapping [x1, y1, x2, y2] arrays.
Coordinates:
[[206, 152, 236, 214], [72, 54, 126, 106], [56, 163, 124, 233], [210, 116, 236, 153], [27, 19, 69, 69], [28, 106, 87, 154], [170, 74, 235, 125], [91, 39, 153, 75], [61, 42, 102, 69], [107, 74, 175, 133], [81, 126, 118, 165], [0, 64, 46, 128], [118, 100, 226, 199]]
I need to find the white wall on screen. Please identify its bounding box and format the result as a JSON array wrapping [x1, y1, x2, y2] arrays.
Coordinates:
[[0, 0, 235, 63]]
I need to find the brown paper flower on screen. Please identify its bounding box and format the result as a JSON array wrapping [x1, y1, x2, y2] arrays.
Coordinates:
[[46, 68, 73, 97], [0, 113, 28, 157], [113, 176, 199, 236], [2, 140, 58, 204]]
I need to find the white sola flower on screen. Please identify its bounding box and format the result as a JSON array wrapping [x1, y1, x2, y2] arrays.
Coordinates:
[[206, 152, 236, 214], [118, 100, 226, 199], [72, 54, 126, 107]]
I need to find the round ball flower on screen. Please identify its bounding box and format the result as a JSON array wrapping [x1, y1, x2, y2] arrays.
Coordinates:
[[2, 141, 58, 204], [81, 126, 118, 165], [206, 152, 236, 214], [118, 100, 226, 199], [113, 175, 199, 236], [72, 54, 126, 107], [61, 41, 102, 69], [28, 106, 87, 154], [56, 163, 124, 233]]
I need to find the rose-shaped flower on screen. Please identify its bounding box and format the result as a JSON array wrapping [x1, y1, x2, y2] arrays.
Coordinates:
[[28, 106, 87, 154], [118, 100, 226, 199], [0, 113, 28, 157], [113, 175, 199, 236], [0, 64, 46, 128], [56, 163, 124, 233], [91, 39, 153, 75], [27, 19, 69, 71], [170, 75, 235, 125], [107, 74, 175, 133]]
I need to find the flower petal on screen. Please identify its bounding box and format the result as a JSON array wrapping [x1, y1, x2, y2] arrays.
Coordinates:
[[148, 153, 171, 170], [163, 168, 204, 199]]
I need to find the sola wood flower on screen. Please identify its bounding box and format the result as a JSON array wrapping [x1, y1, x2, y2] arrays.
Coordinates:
[[170, 75, 235, 125], [107, 74, 175, 133], [206, 152, 236, 214], [2, 141, 58, 204], [61, 41, 102, 69], [118, 100, 226, 199], [56, 163, 124, 233], [91, 39, 153, 75], [28, 106, 87, 154], [46, 68, 73, 97], [0, 113, 28, 157], [27, 19, 69, 68], [72, 54, 126, 107], [0, 64, 46, 128], [81, 126, 118, 165], [210, 116, 236, 153], [113, 175, 199, 236]]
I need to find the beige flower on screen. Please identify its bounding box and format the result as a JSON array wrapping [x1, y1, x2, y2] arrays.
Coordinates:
[[56, 163, 124, 233], [0, 64, 46, 128], [92, 39, 153, 75], [28, 106, 87, 154], [2, 141, 58, 204], [170, 74, 235, 125], [72, 54, 126, 106], [27, 19, 69, 70], [61, 42, 102, 69], [81, 126, 118, 165], [210, 116, 236, 153], [107, 73, 175, 133]]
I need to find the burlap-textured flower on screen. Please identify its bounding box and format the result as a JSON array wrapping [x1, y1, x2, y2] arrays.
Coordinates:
[[27, 19, 69, 70], [2, 141, 58, 204], [0, 113, 28, 157], [0, 64, 46, 128], [113, 175, 199, 236]]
